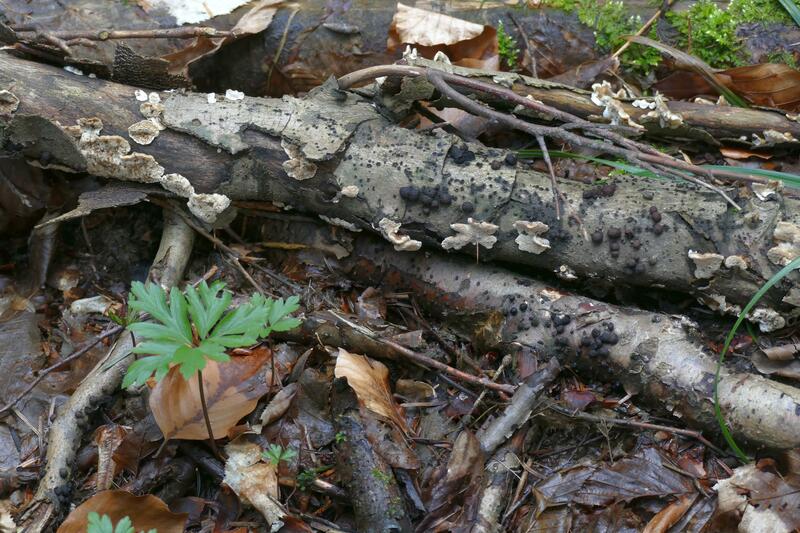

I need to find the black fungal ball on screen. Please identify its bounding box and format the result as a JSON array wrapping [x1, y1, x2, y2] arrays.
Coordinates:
[[556, 325, 565, 334], [490, 160, 502, 170], [581, 335, 592, 346], [591, 230, 604, 244], [555, 336, 570, 346], [653, 223, 664, 235], [607, 227, 621, 239], [609, 241, 620, 252], [519, 302, 528, 311], [451, 144, 476, 164], [399, 186, 419, 201], [510, 307, 518, 316], [461, 201, 475, 213], [642, 190, 654, 200], [595, 346, 610, 357], [600, 331, 619, 344], [504, 152, 518, 166], [591, 328, 601, 338], [631, 239, 641, 250]]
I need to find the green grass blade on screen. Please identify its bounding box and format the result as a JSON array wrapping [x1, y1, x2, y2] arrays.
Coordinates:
[[778, 0, 800, 27], [702, 165, 800, 188], [713, 256, 800, 462]]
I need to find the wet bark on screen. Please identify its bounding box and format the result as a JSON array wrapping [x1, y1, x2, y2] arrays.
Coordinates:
[[0, 52, 798, 326], [257, 218, 800, 452]]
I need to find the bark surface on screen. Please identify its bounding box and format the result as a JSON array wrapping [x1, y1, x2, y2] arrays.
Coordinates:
[[1, 52, 798, 326]]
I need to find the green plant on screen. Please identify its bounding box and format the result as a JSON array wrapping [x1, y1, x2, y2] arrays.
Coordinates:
[[497, 20, 520, 70], [296, 465, 332, 491], [123, 281, 300, 454], [729, 0, 799, 24], [123, 281, 300, 388], [666, 0, 743, 68], [87, 513, 155, 533], [713, 255, 800, 462], [335, 431, 347, 444], [262, 443, 297, 466]]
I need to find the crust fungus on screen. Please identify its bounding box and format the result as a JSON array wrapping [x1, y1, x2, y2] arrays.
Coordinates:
[[513, 220, 550, 255], [752, 130, 799, 147], [688, 250, 724, 279], [225, 89, 245, 101], [640, 94, 683, 129], [767, 221, 800, 266], [340, 185, 359, 198], [0, 90, 19, 114], [750, 308, 786, 333], [784, 288, 800, 308], [441, 218, 498, 251], [128, 119, 161, 145], [378, 218, 422, 252], [590, 81, 642, 129]]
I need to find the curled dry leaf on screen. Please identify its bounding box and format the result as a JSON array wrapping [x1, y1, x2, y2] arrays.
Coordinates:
[[333, 348, 407, 432], [57, 490, 187, 533], [150, 348, 273, 440], [259, 382, 298, 427], [387, 3, 497, 67], [92, 424, 130, 491], [223, 439, 284, 525]]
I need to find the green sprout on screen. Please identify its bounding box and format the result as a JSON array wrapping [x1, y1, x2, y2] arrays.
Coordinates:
[[262, 443, 297, 466], [335, 431, 347, 444], [123, 281, 300, 388], [497, 21, 520, 70], [87, 513, 155, 533]]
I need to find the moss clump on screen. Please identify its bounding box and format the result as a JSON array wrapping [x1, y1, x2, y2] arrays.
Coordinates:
[[545, 0, 800, 73], [666, 0, 743, 68], [497, 20, 520, 70], [544, 0, 662, 75]]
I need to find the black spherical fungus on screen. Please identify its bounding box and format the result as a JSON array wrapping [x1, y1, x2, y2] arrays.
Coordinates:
[[591, 230, 604, 244], [450, 144, 476, 165], [490, 160, 503, 171], [607, 227, 622, 239], [653, 223, 664, 236], [504, 152, 518, 166], [399, 185, 419, 201], [582, 321, 618, 357], [461, 201, 475, 213]]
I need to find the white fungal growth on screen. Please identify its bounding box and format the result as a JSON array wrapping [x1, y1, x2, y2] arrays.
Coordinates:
[[340, 185, 359, 198], [225, 89, 245, 101], [402, 45, 419, 61], [752, 181, 782, 201], [783, 288, 800, 308], [752, 130, 799, 147], [641, 94, 683, 128], [724, 255, 748, 270], [750, 307, 786, 333], [281, 140, 317, 181], [134, 89, 148, 102], [207, 93, 217, 104], [63, 65, 84, 76], [432, 51, 452, 64], [148, 92, 161, 104], [378, 218, 422, 252], [513, 220, 550, 254], [140, 102, 165, 119], [555, 264, 577, 281], [63, 118, 232, 224], [0, 90, 19, 114], [590, 81, 643, 129], [632, 99, 656, 110], [687, 250, 724, 279], [767, 221, 800, 266], [441, 218, 498, 251], [701, 294, 741, 316], [128, 119, 161, 145]]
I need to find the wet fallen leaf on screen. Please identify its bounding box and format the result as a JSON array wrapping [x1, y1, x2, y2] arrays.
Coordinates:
[[719, 147, 773, 160], [149, 348, 272, 440], [333, 348, 407, 431], [57, 490, 187, 533], [258, 382, 297, 427], [92, 424, 129, 490], [223, 439, 283, 525]]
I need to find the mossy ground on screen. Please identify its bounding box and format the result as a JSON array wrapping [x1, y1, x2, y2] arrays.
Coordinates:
[[541, 0, 800, 73]]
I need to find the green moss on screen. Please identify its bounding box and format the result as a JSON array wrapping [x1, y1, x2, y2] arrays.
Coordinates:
[[497, 20, 520, 70], [545, 0, 800, 73], [666, 0, 744, 68]]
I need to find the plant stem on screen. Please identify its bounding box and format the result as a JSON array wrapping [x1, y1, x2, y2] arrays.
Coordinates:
[[197, 369, 222, 460]]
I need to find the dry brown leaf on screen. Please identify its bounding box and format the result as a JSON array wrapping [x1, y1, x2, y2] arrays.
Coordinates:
[[719, 147, 773, 160], [655, 63, 800, 112], [643, 494, 697, 533], [333, 348, 407, 431], [57, 490, 187, 533], [92, 424, 129, 491], [387, 3, 497, 66], [163, 0, 285, 76], [149, 348, 273, 440], [259, 382, 297, 427], [223, 439, 283, 525]]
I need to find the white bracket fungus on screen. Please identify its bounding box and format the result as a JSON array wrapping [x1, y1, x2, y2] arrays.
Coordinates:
[[378, 218, 422, 252], [724, 255, 748, 270], [590, 81, 643, 129], [225, 89, 245, 101], [281, 140, 317, 181], [441, 218, 498, 251], [513, 220, 550, 254], [640, 94, 683, 128], [767, 221, 800, 266], [687, 250, 724, 279], [128, 119, 162, 145]]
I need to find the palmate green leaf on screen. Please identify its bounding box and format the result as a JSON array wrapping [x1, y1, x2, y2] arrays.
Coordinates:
[[122, 354, 172, 389], [173, 346, 209, 380], [185, 281, 231, 339], [262, 296, 301, 336]]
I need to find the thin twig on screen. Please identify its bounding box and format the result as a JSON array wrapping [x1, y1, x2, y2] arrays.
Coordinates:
[[12, 26, 229, 41], [548, 403, 728, 456], [612, 0, 678, 58], [0, 325, 124, 418]]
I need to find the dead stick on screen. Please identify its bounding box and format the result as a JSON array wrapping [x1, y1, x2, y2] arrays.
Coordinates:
[[13, 26, 230, 41]]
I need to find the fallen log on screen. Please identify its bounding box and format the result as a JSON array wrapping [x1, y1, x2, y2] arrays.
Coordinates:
[[256, 217, 800, 452], [1, 52, 796, 326]]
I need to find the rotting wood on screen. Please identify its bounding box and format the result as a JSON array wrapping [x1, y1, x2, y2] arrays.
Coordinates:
[[0, 52, 798, 327], [256, 218, 800, 452]]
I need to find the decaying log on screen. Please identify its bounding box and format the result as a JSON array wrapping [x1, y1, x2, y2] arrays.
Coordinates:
[[18, 209, 195, 533], [257, 218, 800, 452], [331, 377, 412, 533], [1, 53, 797, 327]]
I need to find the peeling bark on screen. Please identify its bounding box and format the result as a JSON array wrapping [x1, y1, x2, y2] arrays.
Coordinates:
[[259, 219, 800, 451]]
